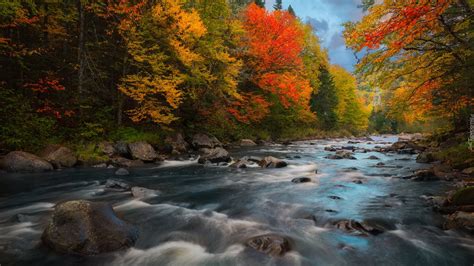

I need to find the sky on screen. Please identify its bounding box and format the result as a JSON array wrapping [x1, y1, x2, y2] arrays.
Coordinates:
[[265, 0, 365, 72]]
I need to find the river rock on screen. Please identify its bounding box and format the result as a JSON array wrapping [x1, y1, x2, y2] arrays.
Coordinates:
[[114, 141, 131, 158], [240, 139, 257, 146], [105, 179, 131, 191], [198, 147, 231, 164], [165, 133, 189, 155], [367, 155, 379, 160], [411, 169, 438, 181], [432, 164, 456, 181], [450, 187, 474, 206], [128, 141, 158, 162], [443, 211, 474, 232], [259, 156, 288, 168], [42, 200, 138, 255], [115, 168, 130, 176], [324, 146, 337, 152], [110, 157, 144, 168], [245, 234, 290, 256], [2, 151, 53, 172], [192, 133, 222, 149], [333, 220, 384, 236], [416, 152, 436, 163], [462, 167, 474, 176], [291, 177, 312, 183], [131, 186, 159, 199], [326, 150, 356, 160], [98, 142, 116, 157], [40, 145, 77, 168]]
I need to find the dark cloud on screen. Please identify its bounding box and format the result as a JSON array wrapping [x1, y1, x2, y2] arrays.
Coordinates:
[[306, 17, 329, 33]]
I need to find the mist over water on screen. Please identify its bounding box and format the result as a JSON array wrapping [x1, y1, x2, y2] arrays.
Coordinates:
[[0, 136, 473, 265]]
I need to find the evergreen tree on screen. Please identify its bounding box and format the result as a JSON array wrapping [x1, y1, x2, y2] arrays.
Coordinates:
[[311, 67, 338, 130], [273, 0, 282, 10], [288, 5, 296, 16], [254, 0, 265, 8]]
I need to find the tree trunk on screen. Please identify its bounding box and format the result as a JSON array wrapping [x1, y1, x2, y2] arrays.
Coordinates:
[[77, 0, 85, 118]]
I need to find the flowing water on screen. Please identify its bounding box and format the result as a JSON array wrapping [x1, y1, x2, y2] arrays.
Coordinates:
[[0, 136, 473, 265]]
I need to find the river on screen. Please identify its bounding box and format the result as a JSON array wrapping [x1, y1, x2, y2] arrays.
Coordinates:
[[0, 136, 473, 265]]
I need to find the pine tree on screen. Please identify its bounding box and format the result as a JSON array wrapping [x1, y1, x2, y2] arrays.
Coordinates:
[[273, 0, 282, 10], [288, 5, 296, 16], [254, 0, 265, 8], [311, 66, 338, 130]]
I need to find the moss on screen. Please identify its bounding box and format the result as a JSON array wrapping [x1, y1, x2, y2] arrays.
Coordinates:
[[452, 187, 474, 206], [74, 143, 108, 165], [109, 127, 163, 145], [432, 142, 473, 169]]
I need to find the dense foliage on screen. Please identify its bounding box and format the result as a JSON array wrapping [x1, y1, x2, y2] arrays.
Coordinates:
[[0, 0, 369, 151], [345, 0, 473, 132]]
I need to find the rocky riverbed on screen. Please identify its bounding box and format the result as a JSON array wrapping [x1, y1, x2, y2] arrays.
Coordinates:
[[0, 135, 473, 265]]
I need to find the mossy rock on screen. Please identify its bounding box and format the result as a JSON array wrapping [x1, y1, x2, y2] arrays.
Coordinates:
[[451, 187, 474, 206]]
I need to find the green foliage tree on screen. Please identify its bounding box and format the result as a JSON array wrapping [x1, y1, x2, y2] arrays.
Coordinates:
[[254, 0, 265, 8], [311, 67, 339, 130], [288, 5, 296, 16], [274, 0, 282, 10]]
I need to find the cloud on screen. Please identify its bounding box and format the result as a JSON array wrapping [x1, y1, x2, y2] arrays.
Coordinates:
[[329, 33, 345, 49], [306, 17, 329, 34]]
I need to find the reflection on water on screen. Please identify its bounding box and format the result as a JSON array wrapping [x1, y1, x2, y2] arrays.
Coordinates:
[[0, 136, 473, 265]]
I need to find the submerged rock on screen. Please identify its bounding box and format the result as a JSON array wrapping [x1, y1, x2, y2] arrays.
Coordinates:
[[333, 220, 385, 236], [105, 179, 131, 191], [40, 145, 77, 168], [128, 141, 158, 162], [367, 155, 379, 160], [42, 200, 138, 255], [326, 150, 356, 160], [259, 156, 288, 168], [198, 147, 231, 164], [115, 168, 130, 176], [291, 177, 312, 183], [2, 151, 53, 172], [246, 234, 291, 256], [131, 186, 159, 199]]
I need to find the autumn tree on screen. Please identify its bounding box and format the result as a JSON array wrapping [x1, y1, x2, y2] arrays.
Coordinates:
[[344, 0, 473, 131], [119, 0, 205, 125]]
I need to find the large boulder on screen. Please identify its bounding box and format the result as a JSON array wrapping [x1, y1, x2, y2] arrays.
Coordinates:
[[42, 200, 138, 255], [245, 234, 291, 257], [259, 156, 288, 168], [165, 133, 189, 155], [41, 145, 77, 168], [2, 151, 53, 172], [240, 139, 257, 147], [191, 133, 222, 149], [198, 148, 231, 164], [128, 141, 158, 162], [443, 211, 474, 232]]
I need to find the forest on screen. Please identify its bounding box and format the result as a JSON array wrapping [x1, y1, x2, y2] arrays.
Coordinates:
[[0, 0, 373, 154]]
